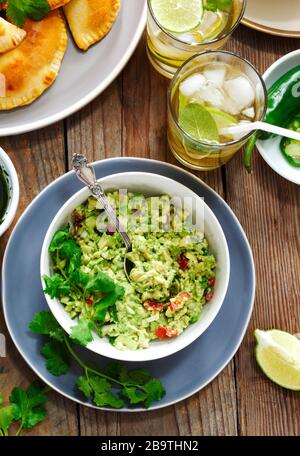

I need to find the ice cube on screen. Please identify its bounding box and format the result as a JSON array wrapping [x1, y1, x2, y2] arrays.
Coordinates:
[[242, 107, 255, 119], [196, 82, 224, 109], [176, 33, 197, 44], [179, 74, 207, 98], [203, 68, 226, 86], [224, 76, 255, 112]]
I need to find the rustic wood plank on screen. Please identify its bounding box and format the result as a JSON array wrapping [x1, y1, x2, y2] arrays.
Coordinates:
[[225, 27, 300, 436], [65, 35, 237, 436], [0, 123, 78, 436]]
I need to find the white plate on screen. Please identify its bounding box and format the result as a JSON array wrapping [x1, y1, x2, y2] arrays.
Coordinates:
[[0, 1, 146, 137], [257, 50, 300, 185], [243, 0, 300, 37]]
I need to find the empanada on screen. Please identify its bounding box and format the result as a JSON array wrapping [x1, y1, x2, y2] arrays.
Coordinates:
[[63, 0, 121, 51], [0, 10, 67, 110], [48, 0, 71, 9], [0, 17, 26, 53]]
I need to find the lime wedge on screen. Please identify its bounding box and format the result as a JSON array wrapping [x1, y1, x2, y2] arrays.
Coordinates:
[[255, 329, 300, 391], [151, 0, 203, 33], [179, 103, 219, 142], [206, 107, 238, 130]]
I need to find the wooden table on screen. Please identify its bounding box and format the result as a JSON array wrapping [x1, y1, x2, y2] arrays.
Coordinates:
[[1, 25, 300, 437]]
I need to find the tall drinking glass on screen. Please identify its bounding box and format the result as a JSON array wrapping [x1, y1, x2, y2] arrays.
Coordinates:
[[167, 51, 267, 171], [147, 0, 246, 78]]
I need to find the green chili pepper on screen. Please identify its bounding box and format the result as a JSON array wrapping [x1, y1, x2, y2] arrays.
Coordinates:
[[280, 114, 300, 168], [244, 65, 300, 173]]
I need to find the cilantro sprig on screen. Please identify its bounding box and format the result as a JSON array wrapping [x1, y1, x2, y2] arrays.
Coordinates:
[[1, 0, 51, 27], [0, 382, 50, 437], [44, 227, 125, 346], [29, 311, 166, 409]]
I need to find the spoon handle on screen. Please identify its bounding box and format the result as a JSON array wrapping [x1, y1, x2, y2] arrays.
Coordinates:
[[72, 154, 131, 251], [222, 121, 300, 141]]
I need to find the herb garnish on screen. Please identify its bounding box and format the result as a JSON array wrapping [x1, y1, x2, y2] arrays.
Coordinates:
[[29, 311, 166, 409]]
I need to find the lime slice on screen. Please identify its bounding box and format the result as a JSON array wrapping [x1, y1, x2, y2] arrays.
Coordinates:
[[255, 329, 300, 391], [179, 103, 219, 142], [206, 107, 238, 130], [151, 0, 203, 33], [199, 10, 227, 41]]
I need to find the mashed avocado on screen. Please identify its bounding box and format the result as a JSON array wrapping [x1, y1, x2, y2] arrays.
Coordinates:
[[55, 192, 216, 350]]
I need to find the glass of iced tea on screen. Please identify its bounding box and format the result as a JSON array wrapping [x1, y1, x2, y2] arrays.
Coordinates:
[[147, 0, 246, 78], [167, 51, 267, 171]]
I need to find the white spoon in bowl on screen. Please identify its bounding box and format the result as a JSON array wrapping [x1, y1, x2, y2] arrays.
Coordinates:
[[221, 121, 300, 141]]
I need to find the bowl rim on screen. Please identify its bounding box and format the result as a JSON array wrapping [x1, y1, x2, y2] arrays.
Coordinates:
[[40, 171, 230, 362], [0, 147, 20, 236], [256, 49, 300, 185]]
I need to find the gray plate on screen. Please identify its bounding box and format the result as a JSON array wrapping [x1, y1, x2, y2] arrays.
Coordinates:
[[0, 1, 146, 136], [2, 158, 255, 411]]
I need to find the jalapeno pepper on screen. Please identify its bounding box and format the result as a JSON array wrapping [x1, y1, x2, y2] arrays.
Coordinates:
[[244, 65, 300, 173], [280, 114, 300, 167]]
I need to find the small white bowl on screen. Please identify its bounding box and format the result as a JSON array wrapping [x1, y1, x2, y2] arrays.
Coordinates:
[[0, 147, 19, 236], [257, 50, 300, 185], [41, 172, 230, 362]]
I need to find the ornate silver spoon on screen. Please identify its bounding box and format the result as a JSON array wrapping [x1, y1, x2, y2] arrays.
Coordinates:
[[72, 153, 132, 282]]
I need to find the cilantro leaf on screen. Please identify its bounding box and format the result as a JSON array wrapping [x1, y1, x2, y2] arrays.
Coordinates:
[[29, 311, 65, 342], [76, 376, 92, 399], [85, 272, 116, 293], [88, 375, 124, 408], [70, 318, 94, 346], [93, 391, 124, 408], [48, 228, 69, 252], [143, 379, 166, 408], [41, 341, 71, 375], [29, 311, 59, 334], [104, 363, 129, 382], [9, 382, 48, 431], [127, 368, 151, 385], [7, 0, 50, 27], [0, 404, 19, 436], [121, 387, 146, 405], [94, 285, 125, 321], [43, 274, 71, 299]]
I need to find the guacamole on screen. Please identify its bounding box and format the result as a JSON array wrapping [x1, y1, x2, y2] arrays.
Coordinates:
[[48, 192, 217, 350]]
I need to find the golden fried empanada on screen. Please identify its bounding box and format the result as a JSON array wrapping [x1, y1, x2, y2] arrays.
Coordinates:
[[48, 0, 71, 9], [0, 10, 67, 110], [0, 17, 26, 53], [63, 0, 121, 51]]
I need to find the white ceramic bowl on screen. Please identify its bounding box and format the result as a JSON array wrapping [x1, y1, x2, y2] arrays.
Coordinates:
[[0, 147, 19, 237], [41, 172, 230, 362], [257, 50, 300, 185]]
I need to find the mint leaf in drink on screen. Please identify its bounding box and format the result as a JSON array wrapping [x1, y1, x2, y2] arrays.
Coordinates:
[[179, 103, 219, 142], [70, 318, 94, 346], [205, 0, 232, 12]]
